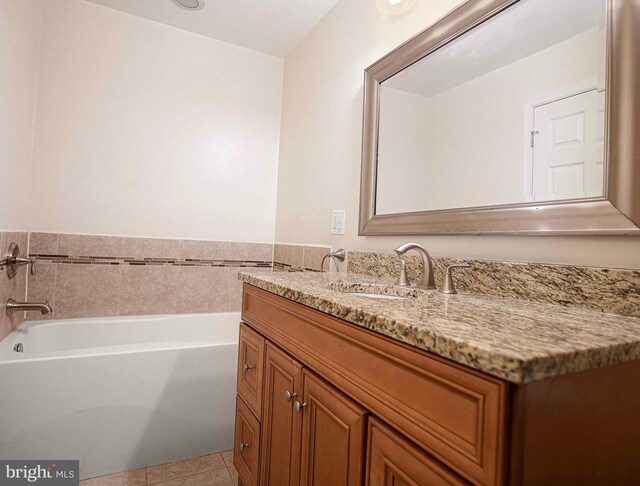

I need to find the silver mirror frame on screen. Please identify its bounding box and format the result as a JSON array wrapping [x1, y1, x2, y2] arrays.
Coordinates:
[[359, 0, 640, 236]]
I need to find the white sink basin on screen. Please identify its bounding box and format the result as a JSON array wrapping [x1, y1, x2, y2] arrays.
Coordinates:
[[340, 291, 410, 301]]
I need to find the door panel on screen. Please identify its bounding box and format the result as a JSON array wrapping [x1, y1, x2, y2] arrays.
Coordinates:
[[366, 417, 468, 486], [532, 89, 602, 201], [298, 370, 367, 486], [260, 343, 303, 486]]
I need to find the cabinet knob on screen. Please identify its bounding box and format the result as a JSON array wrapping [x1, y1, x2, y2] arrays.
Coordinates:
[[294, 401, 308, 413], [285, 390, 297, 402], [243, 363, 253, 373], [239, 442, 249, 452]]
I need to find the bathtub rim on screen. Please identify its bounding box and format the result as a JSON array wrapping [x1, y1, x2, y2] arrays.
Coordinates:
[[0, 311, 240, 364]]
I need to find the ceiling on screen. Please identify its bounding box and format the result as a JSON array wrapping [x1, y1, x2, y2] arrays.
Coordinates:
[[85, 0, 340, 57], [385, 0, 605, 97]]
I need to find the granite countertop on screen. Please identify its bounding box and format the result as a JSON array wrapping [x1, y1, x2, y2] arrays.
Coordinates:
[[238, 270, 640, 384]]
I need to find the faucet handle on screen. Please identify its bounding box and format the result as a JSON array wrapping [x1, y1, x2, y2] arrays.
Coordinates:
[[15, 256, 36, 276], [397, 258, 409, 287], [439, 264, 471, 294]]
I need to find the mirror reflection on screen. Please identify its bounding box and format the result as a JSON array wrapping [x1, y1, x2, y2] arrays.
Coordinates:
[[375, 0, 607, 215]]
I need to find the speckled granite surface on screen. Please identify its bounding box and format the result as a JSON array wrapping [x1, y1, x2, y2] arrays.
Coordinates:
[[238, 270, 640, 384], [348, 251, 640, 318]]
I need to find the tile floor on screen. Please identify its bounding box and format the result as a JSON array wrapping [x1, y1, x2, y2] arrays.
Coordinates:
[[80, 450, 238, 486]]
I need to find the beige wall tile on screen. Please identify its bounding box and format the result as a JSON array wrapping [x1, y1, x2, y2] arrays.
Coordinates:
[[7, 232, 275, 325], [173, 267, 244, 314], [274, 244, 303, 268], [179, 240, 272, 262], [29, 232, 60, 255], [179, 240, 230, 261], [214, 268, 245, 312], [178, 240, 209, 260], [80, 468, 146, 486], [119, 265, 177, 316], [26, 262, 56, 320], [146, 453, 226, 484], [303, 246, 332, 272], [121, 237, 179, 259], [55, 264, 121, 318], [58, 234, 123, 258], [226, 242, 272, 262]]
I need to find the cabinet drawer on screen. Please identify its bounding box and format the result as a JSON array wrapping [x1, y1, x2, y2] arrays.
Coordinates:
[[234, 396, 261, 486], [237, 323, 265, 419], [242, 285, 508, 485], [366, 417, 469, 486]]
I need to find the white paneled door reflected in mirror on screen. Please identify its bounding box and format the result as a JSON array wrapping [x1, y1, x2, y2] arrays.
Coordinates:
[[375, 0, 606, 215]]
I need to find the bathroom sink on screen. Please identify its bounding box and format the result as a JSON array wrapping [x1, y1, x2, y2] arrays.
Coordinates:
[[329, 282, 428, 300], [339, 291, 410, 301]]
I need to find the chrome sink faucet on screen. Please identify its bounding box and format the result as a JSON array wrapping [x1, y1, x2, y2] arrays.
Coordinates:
[[394, 242, 436, 290]]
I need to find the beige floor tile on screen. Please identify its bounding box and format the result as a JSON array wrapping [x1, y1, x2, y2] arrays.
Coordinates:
[[227, 466, 238, 486], [152, 468, 233, 486], [146, 453, 226, 484], [220, 450, 233, 468], [79, 468, 146, 486]]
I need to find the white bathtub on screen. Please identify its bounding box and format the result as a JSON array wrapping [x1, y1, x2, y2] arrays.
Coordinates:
[[0, 313, 239, 480]]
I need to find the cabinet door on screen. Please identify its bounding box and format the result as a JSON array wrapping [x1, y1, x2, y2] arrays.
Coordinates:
[[237, 323, 265, 419], [234, 396, 261, 486], [260, 343, 303, 486], [298, 370, 367, 486], [366, 417, 468, 486]]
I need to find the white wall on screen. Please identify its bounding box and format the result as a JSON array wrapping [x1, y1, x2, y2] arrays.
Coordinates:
[[274, 0, 640, 269], [0, 0, 43, 230], [30, 0, 283, 243]]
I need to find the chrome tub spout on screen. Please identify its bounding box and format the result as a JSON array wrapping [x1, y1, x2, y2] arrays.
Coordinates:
[[6, 298, 52, 317]]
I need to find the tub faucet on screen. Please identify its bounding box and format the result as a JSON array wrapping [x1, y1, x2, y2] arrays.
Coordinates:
[[6, 298, 52, 317], [394, 242, 436, 290]]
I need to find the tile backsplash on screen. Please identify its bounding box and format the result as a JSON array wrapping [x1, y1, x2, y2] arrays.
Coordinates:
[[273, 243, 333, 272], [26, 232, 273, 320], [348, 251, 640, 318]]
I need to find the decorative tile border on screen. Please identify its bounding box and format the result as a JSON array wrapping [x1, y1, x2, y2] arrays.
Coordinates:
[[347, 251, 640, 318], [30, 254, 272, 269]]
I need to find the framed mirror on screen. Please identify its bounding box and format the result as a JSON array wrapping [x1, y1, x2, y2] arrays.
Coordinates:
[[359, 0, 640, 235]]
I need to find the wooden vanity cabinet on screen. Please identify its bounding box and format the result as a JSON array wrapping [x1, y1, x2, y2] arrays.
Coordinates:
[[235, 283, 640, 486]]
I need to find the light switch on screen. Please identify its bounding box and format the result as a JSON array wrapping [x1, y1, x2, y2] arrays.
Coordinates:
[[331, 210, 346, 235]]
